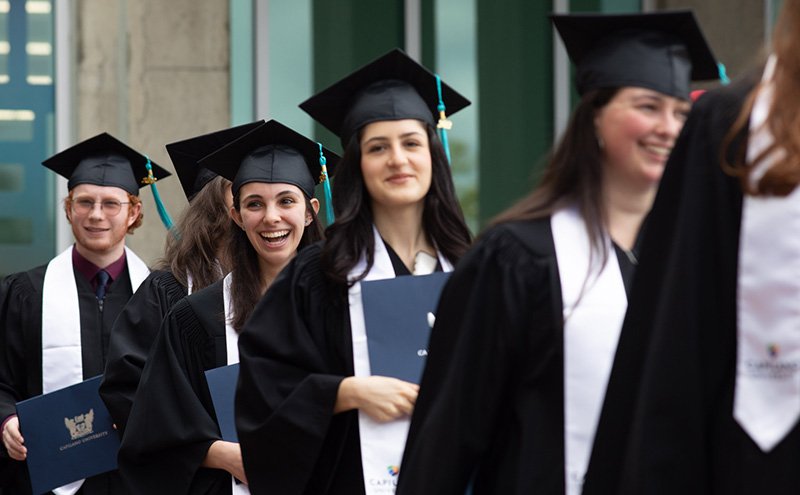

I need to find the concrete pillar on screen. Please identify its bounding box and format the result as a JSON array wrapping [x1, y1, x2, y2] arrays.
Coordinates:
[[76, 0, 231, 265]]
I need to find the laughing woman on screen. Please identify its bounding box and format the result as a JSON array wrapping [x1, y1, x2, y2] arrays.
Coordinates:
[[234, 49, 473, 495], [100, 121, 262, 436], [396, 12, 719, 495], [117, 121, 336, 495]]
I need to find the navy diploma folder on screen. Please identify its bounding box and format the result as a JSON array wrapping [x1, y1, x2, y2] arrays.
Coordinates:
[[361, 272, 451, 385], [15, 375, 120, 495], [205, 363, 239, 443]]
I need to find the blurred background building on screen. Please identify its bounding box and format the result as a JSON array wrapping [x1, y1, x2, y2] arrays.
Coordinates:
[[0, 0, 785, 278]]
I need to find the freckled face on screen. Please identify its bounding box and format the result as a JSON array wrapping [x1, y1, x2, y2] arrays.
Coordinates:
[[66, 183, 140, 256]]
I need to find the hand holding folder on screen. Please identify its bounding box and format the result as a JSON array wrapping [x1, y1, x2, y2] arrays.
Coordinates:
[[361, 272, 451, 385], [15, 376, 119, 495]]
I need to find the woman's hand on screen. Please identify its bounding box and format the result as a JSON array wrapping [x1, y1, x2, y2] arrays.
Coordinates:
[[203, 440, 248, 485], [2, 416, 26, 461], [335, 376, 420, 422]]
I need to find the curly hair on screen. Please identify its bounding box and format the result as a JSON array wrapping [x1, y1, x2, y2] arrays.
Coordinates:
[[155, 176, 232, 291]]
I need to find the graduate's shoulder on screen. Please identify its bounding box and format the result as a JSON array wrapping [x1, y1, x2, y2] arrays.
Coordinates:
[[165, 279, 225, 343], [472, 218, 556, 264], [134, 269, 187, 303], [141, 268, 183, 292], [280, 240, 329, 292], [183, 278, 225, 314], [0, 263, 48, 302]]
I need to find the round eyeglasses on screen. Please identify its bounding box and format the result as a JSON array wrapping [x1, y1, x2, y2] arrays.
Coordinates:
[[71, 198, 130, 216]]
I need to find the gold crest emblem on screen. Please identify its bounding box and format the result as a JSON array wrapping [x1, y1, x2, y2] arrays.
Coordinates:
[[64, 409, 95, 440]]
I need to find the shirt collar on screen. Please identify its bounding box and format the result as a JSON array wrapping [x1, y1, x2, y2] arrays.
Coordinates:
[[72, 245, 127, 283]]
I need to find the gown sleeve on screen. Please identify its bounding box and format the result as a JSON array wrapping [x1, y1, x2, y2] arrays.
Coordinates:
[[235, 243, 352, 495], [0, 273, 34, 427], [0, 272, 34, 480], [99, 270, 186, 436], [398, 221, 564, 495], [583, 81, 752, 495], [118, 289, 228, 495]]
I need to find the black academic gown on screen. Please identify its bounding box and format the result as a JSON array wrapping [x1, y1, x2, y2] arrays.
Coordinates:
[[99, 269, 187, 436], [396, 216, 641, 495], [583, 72, 800, 495], [117, 279, 232, 495], [0, 262, 134, 495], [236, 240, 433, 495]]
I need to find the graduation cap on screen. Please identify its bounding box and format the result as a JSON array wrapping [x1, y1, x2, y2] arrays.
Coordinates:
[[199, 119, 341, 200], [299, 48, 471, 150], [166, 121, 265, 200], [550, 10, 719, 100], [42, 132, 171, 195]]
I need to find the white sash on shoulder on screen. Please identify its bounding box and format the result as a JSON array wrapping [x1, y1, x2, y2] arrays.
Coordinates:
[[41, 245, 148, 495], [348, 225, 452, 495], [734, 55, 800, 453], [220, 272, 251, 495], [551, 205, 628, 495]]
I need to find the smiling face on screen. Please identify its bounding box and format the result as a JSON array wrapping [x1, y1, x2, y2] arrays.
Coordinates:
[[595, 86, 691, 190], [66, 183, 141, 260], [231, 182, 319, 274], [359, 119, 433, 213]]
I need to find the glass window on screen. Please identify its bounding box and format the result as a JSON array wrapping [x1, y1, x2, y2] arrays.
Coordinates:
[[0, 0, 55, 280], [0, 1, 8, 84]]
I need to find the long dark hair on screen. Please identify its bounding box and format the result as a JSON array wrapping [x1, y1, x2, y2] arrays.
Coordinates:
[[155, 176, 232, 291], [228, 193, 324, 333], [492, 88, 620, 259], [321, 121, 472, 286]]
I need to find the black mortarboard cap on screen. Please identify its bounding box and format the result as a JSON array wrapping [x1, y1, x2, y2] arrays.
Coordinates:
[[166, 121, 265, 200], [299, 48, 471, 147], [42, 132, 171, 195], [199, 119, 341, 198], [550, 10, 719, 100]]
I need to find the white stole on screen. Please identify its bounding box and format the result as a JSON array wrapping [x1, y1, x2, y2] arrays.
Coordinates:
[[41, 245, 148, 495], [221, 273, 250, 495], [348, 225, 453, 495], [734, 55, 800, 453], [551, 205, 628, 495]]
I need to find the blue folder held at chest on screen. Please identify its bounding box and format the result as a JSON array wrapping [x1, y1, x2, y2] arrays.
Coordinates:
[[15, 375, 120, 495], [205, 362, 239, 443], [361, 272, 451, 385]]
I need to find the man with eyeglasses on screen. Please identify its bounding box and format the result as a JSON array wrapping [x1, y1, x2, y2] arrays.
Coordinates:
[[0, 133, 170, 495]]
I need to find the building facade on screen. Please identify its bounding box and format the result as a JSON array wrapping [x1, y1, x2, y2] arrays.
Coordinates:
[[0, 0, 783, 278]]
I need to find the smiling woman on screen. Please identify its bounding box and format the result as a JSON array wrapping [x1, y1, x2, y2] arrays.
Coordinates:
[[395, 11, 721, 495], [234, 48, 472, 495], [232, 182, 317, 292], [117, 120, 337, 495], [359, 119, 433, 214]]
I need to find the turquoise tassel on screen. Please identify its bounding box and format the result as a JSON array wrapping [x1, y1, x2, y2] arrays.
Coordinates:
[[318, 143, 334, 225], [143, 155, 174, 230], [435, 74, 453, 165], [718, 62, 730, 85]]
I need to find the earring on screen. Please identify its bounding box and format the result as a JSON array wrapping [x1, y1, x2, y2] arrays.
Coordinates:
[[304, 219, 311, 226], [597, 135, 605, 150]]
